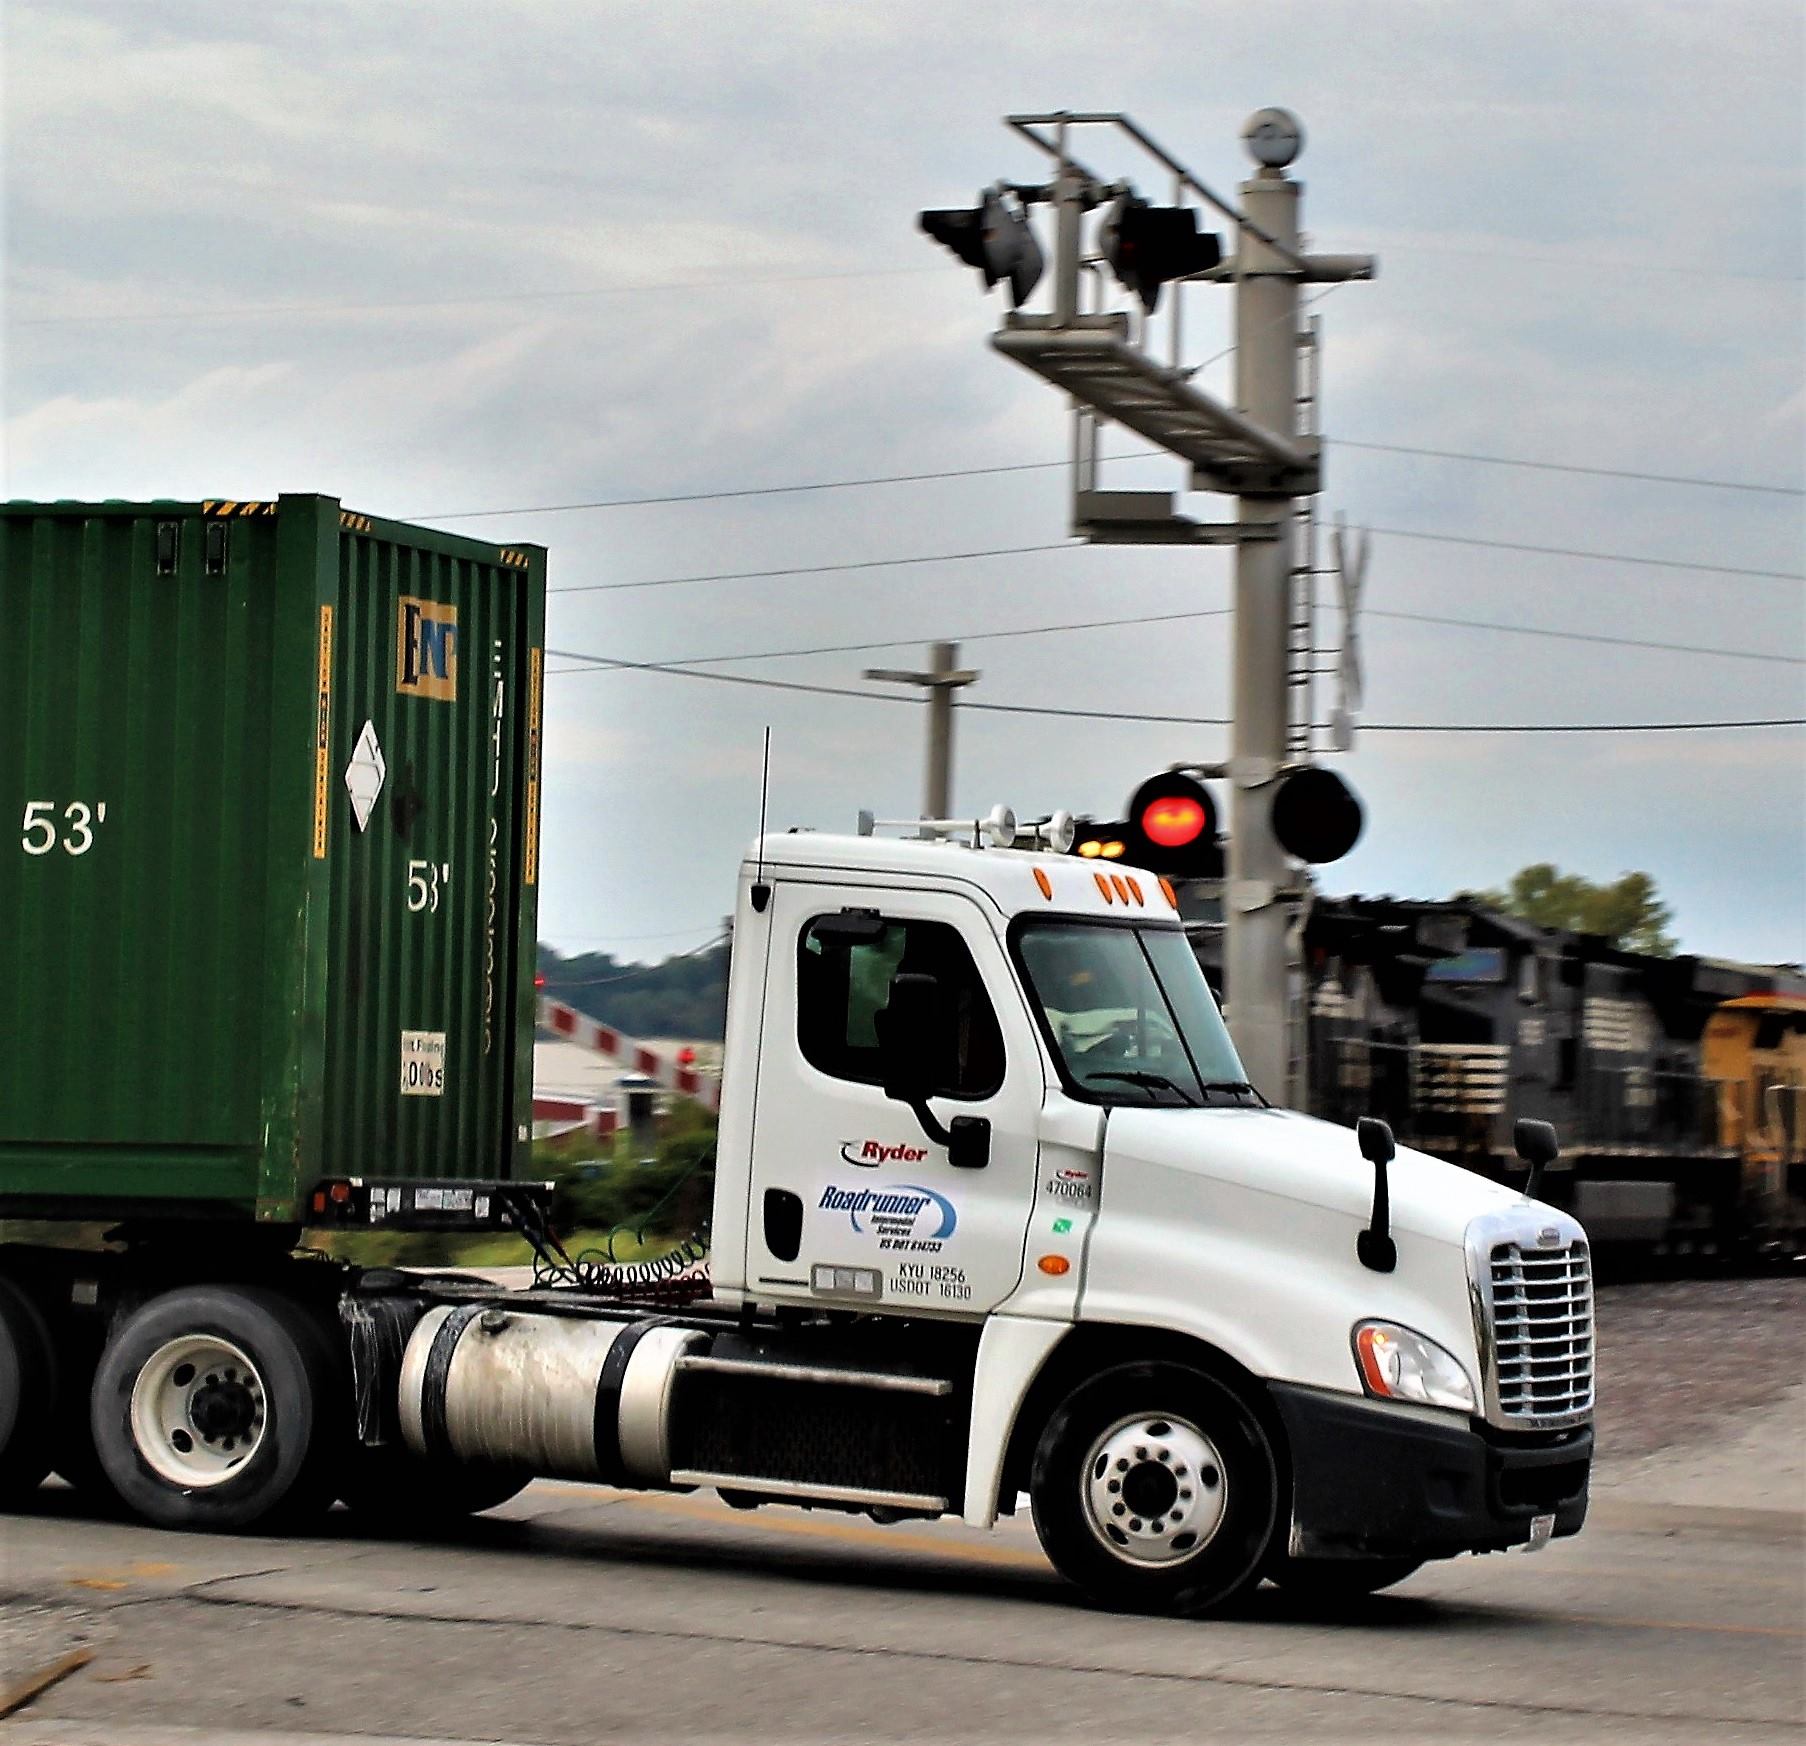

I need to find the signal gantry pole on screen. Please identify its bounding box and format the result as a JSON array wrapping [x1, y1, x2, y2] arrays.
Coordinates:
[[920, 110, 1373, 1101]]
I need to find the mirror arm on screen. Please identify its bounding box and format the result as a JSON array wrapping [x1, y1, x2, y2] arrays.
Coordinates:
[[902, 1094, 954, 1149], [1357, 1160, 1396, 1273]]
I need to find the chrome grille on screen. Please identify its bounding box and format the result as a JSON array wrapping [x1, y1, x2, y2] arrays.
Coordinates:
[[1488, 1240, 1594, 1424]]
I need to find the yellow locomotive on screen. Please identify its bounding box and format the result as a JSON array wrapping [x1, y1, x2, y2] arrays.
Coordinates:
[[1703, 995, 1806, 1242]]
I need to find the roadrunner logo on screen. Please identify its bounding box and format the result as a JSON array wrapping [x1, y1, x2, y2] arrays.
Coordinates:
[[818, 1184, 957, 1252], [396, 596, 458, 701]]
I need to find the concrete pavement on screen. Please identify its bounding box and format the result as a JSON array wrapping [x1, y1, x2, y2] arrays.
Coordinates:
[[2, 1429, 1801, 1745]]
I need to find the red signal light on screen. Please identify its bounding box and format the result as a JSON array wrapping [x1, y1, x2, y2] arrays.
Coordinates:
[[677, 1046, 696, 1067], [534, 974, 546, 988], [1123, 773, 1222, 878], [1139, 795, 1207, 849]]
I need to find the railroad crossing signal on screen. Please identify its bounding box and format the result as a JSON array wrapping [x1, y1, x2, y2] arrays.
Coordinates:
[[1100, 193, 1222, 312], [919, 190, 1044, 307]]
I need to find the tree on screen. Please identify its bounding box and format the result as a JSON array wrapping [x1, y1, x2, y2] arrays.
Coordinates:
[[1464, 864, 1677, 957]]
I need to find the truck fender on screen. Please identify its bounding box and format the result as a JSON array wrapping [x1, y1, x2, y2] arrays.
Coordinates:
[[960, 1315, 1067, 1529]]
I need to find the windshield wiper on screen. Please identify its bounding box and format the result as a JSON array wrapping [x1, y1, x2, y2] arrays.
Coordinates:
[[1199, 1080, 1269, 1106], [1087, 1070, 1200, 1108]]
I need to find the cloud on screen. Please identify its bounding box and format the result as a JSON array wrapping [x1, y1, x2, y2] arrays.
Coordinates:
[[5, 0, 1801, 960]]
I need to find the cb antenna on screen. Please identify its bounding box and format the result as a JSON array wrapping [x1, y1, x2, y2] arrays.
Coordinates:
[[751, 726, 772, 913]]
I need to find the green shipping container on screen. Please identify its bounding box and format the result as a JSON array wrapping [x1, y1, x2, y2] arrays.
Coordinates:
[[0, 495, 546, 1224]]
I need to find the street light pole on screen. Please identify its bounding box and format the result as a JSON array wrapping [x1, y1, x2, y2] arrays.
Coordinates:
[[864, 641, 979, 821]]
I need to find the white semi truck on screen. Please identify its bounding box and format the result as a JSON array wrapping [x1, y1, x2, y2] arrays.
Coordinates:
[[6, 809, 1594, 1618]]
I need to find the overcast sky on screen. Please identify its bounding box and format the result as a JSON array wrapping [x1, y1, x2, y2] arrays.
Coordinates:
[[6, 0, 1802, 966]]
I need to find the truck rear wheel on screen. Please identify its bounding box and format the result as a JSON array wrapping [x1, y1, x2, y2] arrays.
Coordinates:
[[1030, 1361, 1277, 1617], [91, 1285, 342, 1532], [0, 1277, 57, 1502]]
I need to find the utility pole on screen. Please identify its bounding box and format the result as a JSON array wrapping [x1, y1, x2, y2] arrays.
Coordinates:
[[864, 641, 979, 820]]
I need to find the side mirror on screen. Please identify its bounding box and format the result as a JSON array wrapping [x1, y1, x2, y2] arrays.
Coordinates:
[[877, 972, 940, 1105], [875, 972, 990, 1168], [1355, 1116, 1397, 1274], [1514, 1118, 1559, 1201]]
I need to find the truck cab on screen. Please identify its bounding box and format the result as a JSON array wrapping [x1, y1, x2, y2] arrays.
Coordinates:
[[697, 816, 1594, 1610]]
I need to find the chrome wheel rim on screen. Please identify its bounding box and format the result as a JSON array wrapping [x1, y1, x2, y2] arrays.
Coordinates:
[[129, 1334, 267, 1488], [1081, 1412, 1226, 1566]]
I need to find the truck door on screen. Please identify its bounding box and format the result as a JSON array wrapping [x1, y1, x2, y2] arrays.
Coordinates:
[[744, 883, 1043, 1315]]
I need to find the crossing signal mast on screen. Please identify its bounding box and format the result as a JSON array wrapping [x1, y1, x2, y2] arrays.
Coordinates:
[[919, 110, 1375, 1102]]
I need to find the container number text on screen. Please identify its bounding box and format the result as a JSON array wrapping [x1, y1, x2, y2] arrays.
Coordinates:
[[21, 800, 107, 858]]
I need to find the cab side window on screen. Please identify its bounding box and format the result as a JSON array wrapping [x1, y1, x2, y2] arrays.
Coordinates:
[[797, 916, 1005, 1099]]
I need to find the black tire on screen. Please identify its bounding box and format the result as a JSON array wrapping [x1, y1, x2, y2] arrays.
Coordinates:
[[1266, 1554, 1423, 1601], [0, 1276, 57, 1501], [1030, 1361, 1278, 1617], [91, 1285, 344, 1532], [338, 1445, 529, 1527]]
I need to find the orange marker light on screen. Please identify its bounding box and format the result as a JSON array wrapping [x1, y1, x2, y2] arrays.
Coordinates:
[[1094, 873, 1114, 902], [1126, 876, 1144, 906], [1033, 867, 1053, 900], [1110, 874, 1131, 904], [1037, 1255, 1071, 1276], [1159, 878, 1178, 909]]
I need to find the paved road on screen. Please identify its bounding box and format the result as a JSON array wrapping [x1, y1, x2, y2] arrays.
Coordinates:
[[2, 1471, 1800, 1744]]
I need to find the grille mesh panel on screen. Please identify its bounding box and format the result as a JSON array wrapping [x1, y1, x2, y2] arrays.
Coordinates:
[[1489, 1241, 1594, 1421]]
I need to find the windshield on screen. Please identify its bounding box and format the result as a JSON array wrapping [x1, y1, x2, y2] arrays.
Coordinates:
[[1015, 920, 1252, 1106]]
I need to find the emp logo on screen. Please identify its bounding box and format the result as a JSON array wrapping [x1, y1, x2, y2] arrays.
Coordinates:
[[396, 596, 458, 701]]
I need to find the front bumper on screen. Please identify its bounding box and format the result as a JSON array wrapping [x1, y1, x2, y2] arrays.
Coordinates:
[[1269, 1382, 1591, 1560]]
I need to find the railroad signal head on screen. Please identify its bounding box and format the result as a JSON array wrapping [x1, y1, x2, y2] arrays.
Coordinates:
[[919, 190, 1044, 307], [1100, 193, 1223, 313], [1270, 765, 1364, 864], [1126, 772, 1222, 877]]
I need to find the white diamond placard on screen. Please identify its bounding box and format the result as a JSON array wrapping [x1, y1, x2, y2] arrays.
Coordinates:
[[344, 720, 386, 832]]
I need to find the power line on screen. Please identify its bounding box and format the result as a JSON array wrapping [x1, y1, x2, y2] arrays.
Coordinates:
[[1333, 439, 1803, 497], [547, 602, 1801, 678], [421, 437, 1800, 524], [1361, 526, 1801, 583], [1368, 609, 1804, 666], [22, 241, 1795, 332], [417, 459, 1067, 522], [545, 607, 1236, 675], [547, 646, 1803, 734], [547, 541, 1076, 596], [544, 523, 1800, 599]]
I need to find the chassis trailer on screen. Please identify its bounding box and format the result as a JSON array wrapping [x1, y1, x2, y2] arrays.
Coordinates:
[[0, 497, 1594, 1617]]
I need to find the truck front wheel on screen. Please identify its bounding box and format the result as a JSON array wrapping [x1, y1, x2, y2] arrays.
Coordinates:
[[91, 1286, 342, 1532], [1030, 1362, 1277, 1617]]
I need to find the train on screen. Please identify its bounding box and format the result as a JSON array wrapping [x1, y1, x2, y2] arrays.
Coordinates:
[[1265, 896, 1806, 1253]]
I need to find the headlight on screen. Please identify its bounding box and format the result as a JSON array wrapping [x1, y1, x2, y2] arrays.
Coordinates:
[[1353, 1321, 1476, 1414]]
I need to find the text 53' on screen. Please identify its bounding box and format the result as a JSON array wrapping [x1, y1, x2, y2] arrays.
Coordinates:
[[21, 801, 107, 857]]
